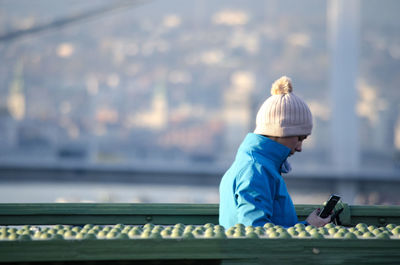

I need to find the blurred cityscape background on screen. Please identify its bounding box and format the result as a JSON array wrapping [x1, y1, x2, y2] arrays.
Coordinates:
[[0, 0, 399, 205]]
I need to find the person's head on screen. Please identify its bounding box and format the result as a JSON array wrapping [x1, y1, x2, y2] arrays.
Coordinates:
[[254, 76, 312, 155]]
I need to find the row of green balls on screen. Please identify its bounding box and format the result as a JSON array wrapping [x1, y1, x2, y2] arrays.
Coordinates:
[[0, 223, 399, 241]]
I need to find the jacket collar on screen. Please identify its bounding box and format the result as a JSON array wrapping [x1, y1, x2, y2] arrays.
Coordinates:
[[239, 133, 291, 167]]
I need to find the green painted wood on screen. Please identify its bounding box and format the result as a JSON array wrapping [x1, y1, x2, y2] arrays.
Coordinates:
[[348, 206, 400, 226], [1, 203, 400, 226], [0, 215, 218, 226], [1, 239, 400, 265], [0, 203, 219, 225], [0, 203, 219, 215]]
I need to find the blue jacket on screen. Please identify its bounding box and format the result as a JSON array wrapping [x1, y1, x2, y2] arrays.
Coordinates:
[[219, 133, 301, 228]]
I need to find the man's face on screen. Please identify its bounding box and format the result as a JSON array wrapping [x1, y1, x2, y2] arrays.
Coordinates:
[[276, 135, 308, 156]]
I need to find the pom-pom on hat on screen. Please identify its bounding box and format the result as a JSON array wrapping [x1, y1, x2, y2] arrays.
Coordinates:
[[254, 76, 313, 137]]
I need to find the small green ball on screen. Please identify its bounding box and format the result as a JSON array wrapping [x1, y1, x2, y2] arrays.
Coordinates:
[[333, 232, 345, 238], [170, 231, 181, 238], [113, 224, 125, 230], [310, 232, 324, 239], [182, 232, 195, 239], [294, 223, 306, 230], [246, 231, 259, 239], [141, 231, 152, 238], [356, 223, 368, 230], [376, 232, 390, 240], [152, 226, 163, 233], [174, 223, 185, 230], [357, 227, 368, 233], [150, 232, 162, 239], [264, 223, 274, 229], [353, 230, 363, 236], [84, 233, 97, 240], [18, 234, 32, 241], [328, 228, 338, 235], [8, 234, 18, 240], [344, 232, 357, 239], [83, 224, 93, 230], [305, 225, 316, 232], [52, 234, 64, 240], [362, 232, 375, 238], [268, 232, 280, 238], [254, 228, 266, 236], [234, 223, 245, 230], [233, 230, 245, 238], [22, 225, 31, 230], [204, 229, 215, 238], [276, 227, 286, 234], [71, 227, 81, 233], [245, 226, 255, 233], [106, 232, 118, 239], [143, 223, 154, 230], [391, 227, 400, 235], [193, 229, 204, 236], [279, 232, 292, 239], [101, 227, 111, 233], [97, 231, 107, 238], [76, 233, 86, 240], [110, 228, 121, 234], [318, 227, 329, 235], [33, 231, 42, 239], [47, 228, 58, 235], [307, 228, 318, 235], [378, 227, 389, 233], [184, 225, 195, 233], [298, 231, 311, 238], [202, 223, 213, 229], [324, 223, 335, 229], [21, 230, 32, 236], [386, 224, 396, 230], [225, 229, 234, 237], [124, 225, 132, 230], [117, 233, 129, 240], [194, 226, 204, 231], [372, 228, 382, 236], [7, 228, 17, 234], [39, 233, 52, 240], [171, 228, 183, 236], [161, 229, 171, 237], [214, 231, 227, 239]]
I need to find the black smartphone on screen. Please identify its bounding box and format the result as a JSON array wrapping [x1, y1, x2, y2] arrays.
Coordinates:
[[319, 194, 341, 218]]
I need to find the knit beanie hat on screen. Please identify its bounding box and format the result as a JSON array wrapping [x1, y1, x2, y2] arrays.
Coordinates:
[[254, 76, 313, 137]]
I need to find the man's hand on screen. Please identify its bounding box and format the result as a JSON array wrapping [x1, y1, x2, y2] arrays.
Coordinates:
[[305, 208, 331, 227]]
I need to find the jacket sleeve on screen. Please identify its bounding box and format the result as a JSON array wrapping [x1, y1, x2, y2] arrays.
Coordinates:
[[234, 163, 276, 227]]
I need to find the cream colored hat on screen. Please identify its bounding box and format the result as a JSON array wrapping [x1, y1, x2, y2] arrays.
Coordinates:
[[254, 76, 313, 137]]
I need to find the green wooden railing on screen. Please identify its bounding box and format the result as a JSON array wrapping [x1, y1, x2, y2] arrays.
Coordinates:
[[1, 203, 400, 226]]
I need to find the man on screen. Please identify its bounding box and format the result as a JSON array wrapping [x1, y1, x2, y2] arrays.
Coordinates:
[[219, 76, 331, 228]]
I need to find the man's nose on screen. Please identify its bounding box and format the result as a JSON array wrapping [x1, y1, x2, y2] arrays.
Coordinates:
[[295, 142, 302, 152]]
